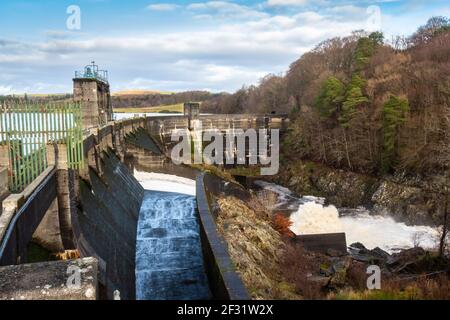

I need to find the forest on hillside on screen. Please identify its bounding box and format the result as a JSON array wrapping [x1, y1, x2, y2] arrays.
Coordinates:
[[202, 17, 450, 177]]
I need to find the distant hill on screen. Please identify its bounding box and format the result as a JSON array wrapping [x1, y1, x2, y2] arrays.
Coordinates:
[[111, 90, 223, 110], [0, 93, 73, 103], [112, 90, 173, 96]]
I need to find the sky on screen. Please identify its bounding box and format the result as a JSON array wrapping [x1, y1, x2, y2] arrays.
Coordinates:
[[0, 0, 449, 94]]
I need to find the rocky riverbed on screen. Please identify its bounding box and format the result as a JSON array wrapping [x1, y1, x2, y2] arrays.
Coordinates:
[[273, 160, 448, 226]]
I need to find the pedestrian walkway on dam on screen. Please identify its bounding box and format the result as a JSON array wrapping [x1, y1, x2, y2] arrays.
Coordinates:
[[135, 190, 211, 300]]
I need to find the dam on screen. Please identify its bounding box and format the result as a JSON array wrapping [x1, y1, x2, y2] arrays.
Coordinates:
[[136, 189, 210, 300], [134, 172, 210, 299], [0, 64, 287, 300]]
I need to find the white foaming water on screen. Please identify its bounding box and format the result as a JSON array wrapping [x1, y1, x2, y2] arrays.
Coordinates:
[[134, 171, 196, 196], [134, 171, 210, 300], [339, 213, 440, 252], [255, 180, 441, 253], [290, 202, 344, 235]]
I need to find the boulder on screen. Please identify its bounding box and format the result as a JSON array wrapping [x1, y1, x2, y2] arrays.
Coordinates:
[[348, 242, 390, 264], [386, 247, 427, 273], [307, 275, 330, 288]]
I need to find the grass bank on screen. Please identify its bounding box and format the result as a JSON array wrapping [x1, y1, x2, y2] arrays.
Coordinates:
[[113, 103, 184, 113]]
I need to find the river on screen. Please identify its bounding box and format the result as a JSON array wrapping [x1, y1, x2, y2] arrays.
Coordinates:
[[254, 180, 441, 253]]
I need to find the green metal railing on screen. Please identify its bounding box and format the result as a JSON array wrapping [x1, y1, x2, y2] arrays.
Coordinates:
[[0, 101, 84, 192]]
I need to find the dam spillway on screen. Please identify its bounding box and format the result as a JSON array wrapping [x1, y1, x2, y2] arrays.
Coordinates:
[[135, 189, 211, 300]]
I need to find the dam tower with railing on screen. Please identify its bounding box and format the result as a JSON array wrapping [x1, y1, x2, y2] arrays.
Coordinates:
[[73, 62, 112, 130]]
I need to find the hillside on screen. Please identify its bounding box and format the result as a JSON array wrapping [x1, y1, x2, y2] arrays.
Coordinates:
[[202, 17, 450, 179]]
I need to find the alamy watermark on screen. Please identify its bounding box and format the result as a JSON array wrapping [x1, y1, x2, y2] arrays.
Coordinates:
[[366, 265, 381, 290], [170, 120, 280, 175], [66, 265, 81, 289], [366, 5, 382, 32], [66, 5, 81, 30]]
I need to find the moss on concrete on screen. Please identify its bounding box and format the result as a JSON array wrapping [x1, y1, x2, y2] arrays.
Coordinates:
[[27, 242, 55, 264]]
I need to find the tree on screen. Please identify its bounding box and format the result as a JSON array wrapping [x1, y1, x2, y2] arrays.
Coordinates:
[[314, 76, 345, 118], [381, 95, 409, 173], [439, 187, 448, 257], [409, 16, 450, 46], [339, 75, 368, 127], [337, 74, 370, 170], [369, 31, 385, 46], [354, 37, 375, 71], [258, 74, 289, 113]]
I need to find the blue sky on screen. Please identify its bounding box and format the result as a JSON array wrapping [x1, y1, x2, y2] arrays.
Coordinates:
[[0, 0, 449, 94]]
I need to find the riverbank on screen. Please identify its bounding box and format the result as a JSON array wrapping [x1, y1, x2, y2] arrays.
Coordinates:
[[271, 159, 448, 227], [212, 181, 450, 300]]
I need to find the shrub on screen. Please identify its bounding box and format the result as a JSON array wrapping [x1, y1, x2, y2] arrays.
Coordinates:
[[280, 242, 325, 299], [272, 213, 295, 238]]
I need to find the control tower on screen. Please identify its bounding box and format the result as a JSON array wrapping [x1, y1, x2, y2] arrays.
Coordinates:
[[73, 62, 112, 130]]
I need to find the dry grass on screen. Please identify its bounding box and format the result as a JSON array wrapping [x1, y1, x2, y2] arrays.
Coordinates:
[[280, 243, 325, 299], [112, 90, 173, 96], [113, 103, 184, 114], [333, 274, 450, 300], [331, 264, 450, 300], [189, 164, 239, 184], [216, 196, 301, 299]]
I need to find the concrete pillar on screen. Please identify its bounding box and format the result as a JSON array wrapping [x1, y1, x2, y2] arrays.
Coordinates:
[[106, 130, 113, 150], [46, 143, 56, 167], [32, 198, 65, 253], [46, 143, 75, 250], [0, 145, 9, 167], [114, 126, 125, 162], [55, 144, 75, 249], [73, 78, 112, 131], [0, 167, 9, 201], [1, 146, 10, 204]]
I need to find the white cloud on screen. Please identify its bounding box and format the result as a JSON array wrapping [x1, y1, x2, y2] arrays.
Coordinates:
[[0, 10, 369, 93], [266, 0, 309, 7], [146, 3, 180, 11], [327, 5, 367, 17], [293, 11, 324, 23], [0, 1, 441, 94], [188, 1, 268, 19]]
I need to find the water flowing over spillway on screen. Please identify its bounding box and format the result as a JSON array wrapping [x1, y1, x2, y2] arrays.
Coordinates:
[[254, 180, 441, 253], [134, 172, 210, 300]]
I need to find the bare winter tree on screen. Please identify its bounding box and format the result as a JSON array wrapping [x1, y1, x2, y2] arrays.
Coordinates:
[[439, 186, 449, 257]]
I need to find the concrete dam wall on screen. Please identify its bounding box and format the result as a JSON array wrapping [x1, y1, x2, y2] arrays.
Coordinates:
[[73, 149, 144, 300]]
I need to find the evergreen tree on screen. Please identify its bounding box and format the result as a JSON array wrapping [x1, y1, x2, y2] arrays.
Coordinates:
[[339, 75, 368, 127], [381, 95, 409, 173], [354, 32, 384, 71], [314, 76, 345, 118], [368, 31, 385, 46]]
